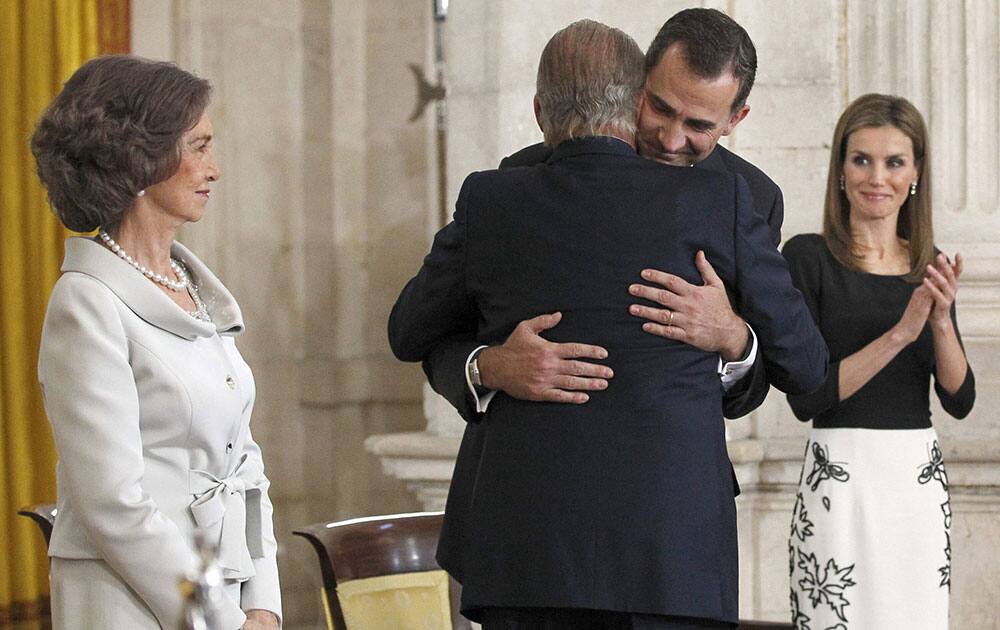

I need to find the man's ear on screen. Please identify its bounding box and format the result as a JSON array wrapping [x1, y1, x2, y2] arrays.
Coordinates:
[[534, 95, 544, 133], [721, 104, 750, 137]]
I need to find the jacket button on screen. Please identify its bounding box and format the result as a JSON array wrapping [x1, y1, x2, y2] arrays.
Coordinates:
[[226, 376, 236, 389]]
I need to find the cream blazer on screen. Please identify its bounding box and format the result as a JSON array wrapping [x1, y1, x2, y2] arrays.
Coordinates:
[[38, 237, 281, 629]]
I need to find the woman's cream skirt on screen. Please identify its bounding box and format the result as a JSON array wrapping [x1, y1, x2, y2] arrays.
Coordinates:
[[788, 427, 950, 630]]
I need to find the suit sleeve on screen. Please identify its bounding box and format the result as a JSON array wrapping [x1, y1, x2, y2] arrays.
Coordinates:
[[418, 150, 551, 423], [766, 185, 784, 248], [721, 355, 769, 419], [38, 275, 247, 630], [731, 180, 828, 396], [388, 175, 477, 363], [720, 178, 784, 419]]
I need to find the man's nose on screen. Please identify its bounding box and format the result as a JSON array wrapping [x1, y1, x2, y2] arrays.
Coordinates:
[[658, 121, 687, 153]]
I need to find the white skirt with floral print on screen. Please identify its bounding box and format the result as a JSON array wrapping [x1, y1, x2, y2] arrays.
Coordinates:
[[788, 427, 950, 630]]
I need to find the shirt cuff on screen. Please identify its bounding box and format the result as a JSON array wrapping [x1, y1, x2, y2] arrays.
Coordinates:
[[718, 323, 757, 391], [465, 345, 497, 413]]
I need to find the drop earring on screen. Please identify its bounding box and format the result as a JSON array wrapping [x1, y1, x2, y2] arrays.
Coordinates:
[[909, 181, 917, 196], [839, 175, 845, 191]]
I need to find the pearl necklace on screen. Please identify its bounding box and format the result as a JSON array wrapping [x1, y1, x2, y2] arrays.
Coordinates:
[[99, 230, 190, 292]]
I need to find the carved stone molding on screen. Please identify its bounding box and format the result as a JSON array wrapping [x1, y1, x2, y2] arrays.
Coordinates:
[[364, 385, 466, 510], [364, 431, 461, 511]]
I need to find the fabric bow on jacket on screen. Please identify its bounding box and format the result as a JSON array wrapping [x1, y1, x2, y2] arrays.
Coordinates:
[[188, 454, 265, 580]]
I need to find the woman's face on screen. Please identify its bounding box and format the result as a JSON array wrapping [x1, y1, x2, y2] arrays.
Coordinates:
[[144, 112, 220, 224], [842, 125, 919, 224]]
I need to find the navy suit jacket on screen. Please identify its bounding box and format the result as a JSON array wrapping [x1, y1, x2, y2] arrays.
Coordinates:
[[423, 141, 783, 426], [388, 137, 826, 623]]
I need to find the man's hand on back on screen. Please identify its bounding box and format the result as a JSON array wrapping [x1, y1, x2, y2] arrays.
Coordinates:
[[628, 250, 749, 361], [477, 312, 613, 404]]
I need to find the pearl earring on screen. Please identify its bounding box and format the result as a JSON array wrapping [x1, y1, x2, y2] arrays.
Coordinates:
[[910, 181, 917, 196], [137, 189, 145, 197], [839, 175, 845, 191]]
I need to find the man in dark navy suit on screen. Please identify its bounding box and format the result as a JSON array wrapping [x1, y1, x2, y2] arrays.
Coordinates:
[[424, 13, 788, 615], [424, 9, 780, 438], [388, 19, 827, 629]]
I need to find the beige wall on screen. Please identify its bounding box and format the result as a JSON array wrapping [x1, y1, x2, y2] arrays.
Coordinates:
[[133, 1, 1000, 627]]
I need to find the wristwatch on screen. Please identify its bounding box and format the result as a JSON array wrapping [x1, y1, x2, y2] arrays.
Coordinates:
[[468, 347, 485, 387]]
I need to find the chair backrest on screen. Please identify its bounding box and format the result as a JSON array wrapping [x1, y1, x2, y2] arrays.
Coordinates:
[[293, 511, 470, 630], [17, 503, 57, 547], [294, 510, 790, 630]]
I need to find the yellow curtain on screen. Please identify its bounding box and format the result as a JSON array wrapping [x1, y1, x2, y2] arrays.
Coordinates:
[[0, 1, 129, 622]]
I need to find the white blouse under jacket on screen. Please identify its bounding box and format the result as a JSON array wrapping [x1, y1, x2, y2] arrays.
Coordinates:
[[38, 237, 281, 628]]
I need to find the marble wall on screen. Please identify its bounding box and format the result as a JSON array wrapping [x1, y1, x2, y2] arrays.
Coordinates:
[[132, 1, 1000, 627]]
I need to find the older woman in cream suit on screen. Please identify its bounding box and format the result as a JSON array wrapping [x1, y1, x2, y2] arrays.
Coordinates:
[[32, 56, 280, 629]]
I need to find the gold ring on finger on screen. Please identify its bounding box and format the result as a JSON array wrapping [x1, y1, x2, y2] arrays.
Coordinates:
[[667, 310, 674, 326]]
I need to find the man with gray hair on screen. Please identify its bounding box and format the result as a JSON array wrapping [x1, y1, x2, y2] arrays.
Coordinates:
[[532, 19, 644, 146], [389, 19, 826, 629]]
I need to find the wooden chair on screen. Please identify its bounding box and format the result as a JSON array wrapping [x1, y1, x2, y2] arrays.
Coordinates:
[[293, 511, 471, 630], [17, 503, 58, 547]]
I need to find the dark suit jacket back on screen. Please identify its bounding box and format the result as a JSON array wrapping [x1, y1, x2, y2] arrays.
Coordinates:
[[389, 137, 826, 623], [448, 141, 784, 421]]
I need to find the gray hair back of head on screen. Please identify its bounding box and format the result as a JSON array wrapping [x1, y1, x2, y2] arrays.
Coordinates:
[[535, 20, 645, 147]]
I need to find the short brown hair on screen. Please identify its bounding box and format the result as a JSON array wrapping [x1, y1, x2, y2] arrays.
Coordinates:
[[645, 8, 757, 113], [822, 93, 934, 283], [536, 20, 645, 147], [31, 55, 211, 232]]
